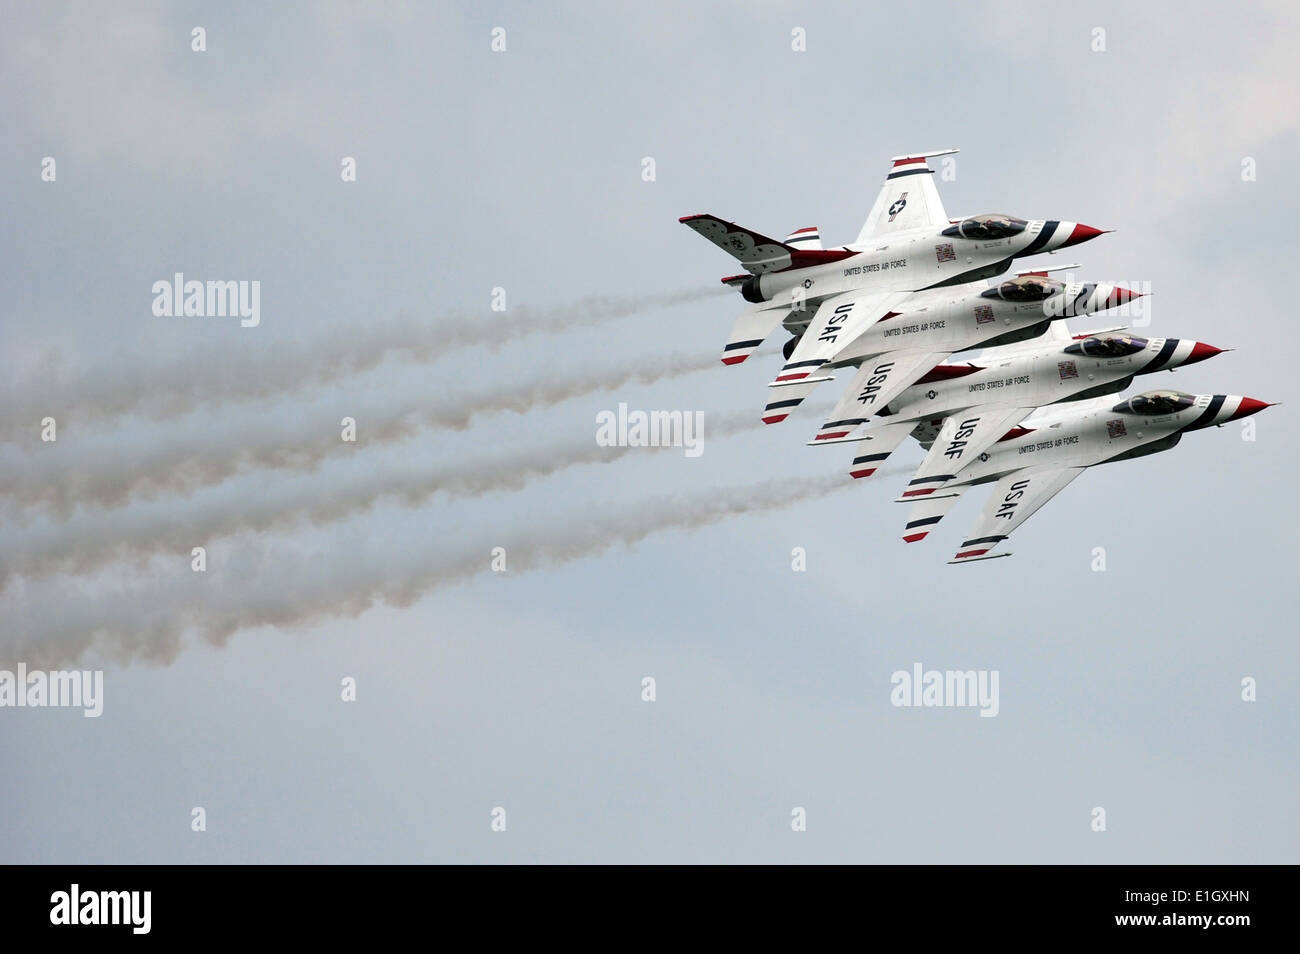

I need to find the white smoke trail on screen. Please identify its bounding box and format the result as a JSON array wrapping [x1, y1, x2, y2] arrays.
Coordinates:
[[0, 286, 726, 442], [0, 409, 770, 585], [1, 348, 742, 517], [1, 471, 860, 668]]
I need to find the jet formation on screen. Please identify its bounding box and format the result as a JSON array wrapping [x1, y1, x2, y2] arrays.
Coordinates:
[[680, 149, 1272, 562]]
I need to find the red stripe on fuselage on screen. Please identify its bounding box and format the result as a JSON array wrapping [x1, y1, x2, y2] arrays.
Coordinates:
[[777, 249, 859, 272], [914, 363, 984, 386]]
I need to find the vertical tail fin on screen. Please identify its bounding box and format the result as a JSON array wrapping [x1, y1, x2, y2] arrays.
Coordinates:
[[785, 227, 822, 251]]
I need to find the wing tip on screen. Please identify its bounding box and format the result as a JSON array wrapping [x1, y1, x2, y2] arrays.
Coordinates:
[[889, 148, 960, 163], [948, 551, 1013, 565]]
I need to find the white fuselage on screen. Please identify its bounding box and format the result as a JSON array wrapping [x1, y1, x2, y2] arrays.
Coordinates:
[[882, 336, 1190, 425], [946, 396, 1204, 488], [753, 218, 1088, 305], [823, 280, 1117, 367]]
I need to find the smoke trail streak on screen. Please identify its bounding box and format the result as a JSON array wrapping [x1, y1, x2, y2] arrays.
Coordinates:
[[0, 287, 727, 442], [1, 471, 862, 668], [0, 409, 772, 585], [1, 347, 750, 517]]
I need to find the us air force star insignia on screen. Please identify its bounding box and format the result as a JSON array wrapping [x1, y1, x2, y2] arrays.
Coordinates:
[[802, 278, 813, 289], [889, 198, 906, 216], [979, 452, 990, 462], [926, 389, 937, 400]]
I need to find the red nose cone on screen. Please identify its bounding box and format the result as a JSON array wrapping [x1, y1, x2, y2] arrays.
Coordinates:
[[1184, 342, 1223, 365], [1229, 397, 1271, 420], [1062, 223, 1106, 247], [1107, 286, 1142, 307]]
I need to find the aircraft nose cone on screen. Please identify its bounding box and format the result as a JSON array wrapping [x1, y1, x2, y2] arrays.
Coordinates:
[[1184, 342, 1224, 365], [1107, 286, 1142, 307], [1229, 397, 1272, 420], [1061, 223, 1106, 247]]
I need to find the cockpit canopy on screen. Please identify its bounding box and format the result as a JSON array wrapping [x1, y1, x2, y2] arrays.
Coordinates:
[[980, 274, 1064, 302], [1111, 390, 1197, 416], [1065, 333, 1149, 358], [942, 213, 1029, 241]]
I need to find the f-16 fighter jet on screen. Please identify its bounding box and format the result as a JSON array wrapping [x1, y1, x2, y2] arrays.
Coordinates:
[[830, 324, 1224, 481], [764, 266, 1138, 424], [678, 148, 1106, 367], [895, 389, 1273, 562]]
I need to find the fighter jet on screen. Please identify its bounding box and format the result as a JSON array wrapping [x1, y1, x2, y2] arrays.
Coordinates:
[[830, 324, 1224, 483], [893, 389, 1273, 561], [679, 149, 1106, 367], [763, 266, 1138, 424]]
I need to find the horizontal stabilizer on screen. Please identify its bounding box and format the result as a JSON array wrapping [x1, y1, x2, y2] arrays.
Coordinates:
[[844, 419, 919, 479], [900, 484, 970, 541], [722, 304, 789, 365], [680, 214, 795, 274], [762, 377, 825, 424]]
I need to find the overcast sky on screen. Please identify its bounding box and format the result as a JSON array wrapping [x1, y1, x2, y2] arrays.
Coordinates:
[[2, 1, 1297, 862]]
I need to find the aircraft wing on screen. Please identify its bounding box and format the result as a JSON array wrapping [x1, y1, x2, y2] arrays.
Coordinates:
[[855, 149, 958, 245], [806, 350, 951, 440], [772, 288, 913, 381], [948, 465, 1086, 563], [902, 405, 1036, 498]]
